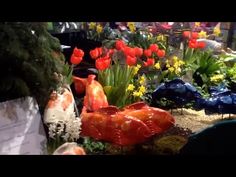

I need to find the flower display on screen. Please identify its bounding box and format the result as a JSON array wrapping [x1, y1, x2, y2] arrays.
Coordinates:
[[47, 22, 235, 155]]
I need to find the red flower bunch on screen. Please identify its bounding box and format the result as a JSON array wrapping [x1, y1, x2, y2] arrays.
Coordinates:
[[116, 40, 166, 67], [88, 40, 167, 70], [183, 31, 206, 49], [183, 31, 199, 39], [70, 47, 84, 65], [188, 39, 206, 49], [90, 47, 112, 71], [115, 40, 143, 66], [90, 47, 103, 59], [143, 44, 165, 67]]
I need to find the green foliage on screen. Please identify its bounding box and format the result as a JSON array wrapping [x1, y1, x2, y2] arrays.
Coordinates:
[[0, 22, 69, 113], [184, 50, 225, 92], [82, 137, 106, 154], [98, 52, 136, 108], [124, 30, 166, 50], [227, 63, 236, 83]]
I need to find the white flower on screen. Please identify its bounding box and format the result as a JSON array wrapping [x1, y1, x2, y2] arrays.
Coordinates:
[[56, 121, 65, 136], [48, 123, 57, 139], [63, 114, 81, 141], [47, 111, 82, 142], [61, 132, 70, 142]]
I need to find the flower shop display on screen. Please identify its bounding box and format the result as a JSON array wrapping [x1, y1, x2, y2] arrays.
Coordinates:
[[3, 22, 236, 155], [59, 22, 236, 154]]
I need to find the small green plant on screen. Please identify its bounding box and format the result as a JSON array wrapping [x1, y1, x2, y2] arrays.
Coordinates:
[[82, 137, 106, 154], [184, 50, 225, 92]]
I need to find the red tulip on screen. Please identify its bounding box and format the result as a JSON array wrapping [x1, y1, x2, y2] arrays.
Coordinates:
[[183, 31, 191, 38], [126, 55, 137, 66], [115, 40, 126, 50], [73, 47, 84, 58], [70, 55, 83, 65], [124, 46, 136, 57], [144, 49, 152, 57], [144, 58, 155, 66], [188, 40, 198, 48], [191, 32, 199, 39], [134, 47, 143, 57], [156, 49, 165, 58], [149, 44, 159, 52], [98, 47, 103, 56], [90, 48, 100, 59], [95, 57, 111, 71], [197, 41, 206, 49]]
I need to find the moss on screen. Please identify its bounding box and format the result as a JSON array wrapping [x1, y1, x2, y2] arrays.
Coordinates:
[[154, 135, 188, 155]]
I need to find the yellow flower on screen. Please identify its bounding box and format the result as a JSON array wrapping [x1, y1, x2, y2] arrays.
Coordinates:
[[210, 74, 224, 83], [127, 22, 136, 33], [88, 22, 96, 30], [157, 34, 165, 41], [168, 67, 175, 73], [139, 76, 146, 85], [173, 62, 179, 69], [133, 91, 143, 97], [179, 60, 185, 65], [139, 85, 146, 93], [96, 24, 103, 33], [154, 62, 161, 70], [195, 22, 201, 27], [166, 63, 170, 68], [173, 56, 178, 62], [213, 27, 221, 36], [198, 30, 207, 39], [127, 84, 135, 91], [175, 67, 181, 75], [133, 64, 141, 75]]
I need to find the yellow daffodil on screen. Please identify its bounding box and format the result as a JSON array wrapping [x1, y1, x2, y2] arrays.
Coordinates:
[[168, 67, 175, 73], [173, 56, 178, 62], [210, 74, 224, 83], [157, 34, 165, 41], [127, 22, 136, 33], [154, 62, 161, 70], [133, 64, 141, 75], [198, 30, 207, 39], [179, 60, 185, 65], [173, 62, 179, 69], [127, 84, 135, 91], [213, 27, 221, 36], [88, 22, 96, 30], [166, 63, 170, 68], [139, 85, 146, 93], [175, 67, 181, 75], [139, 75, 146, 85], [133, 91, 143, 97], [96, 24, 103, 33], [195, 22, 201, 27]]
